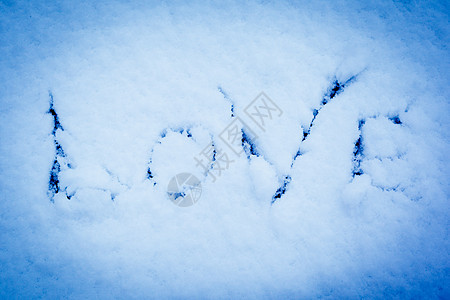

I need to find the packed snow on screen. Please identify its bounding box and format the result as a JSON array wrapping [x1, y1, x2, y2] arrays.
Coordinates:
[[0, 0, 449, 298]]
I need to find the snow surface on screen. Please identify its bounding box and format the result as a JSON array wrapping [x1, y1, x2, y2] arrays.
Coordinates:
[[0, 0, 449, 298]]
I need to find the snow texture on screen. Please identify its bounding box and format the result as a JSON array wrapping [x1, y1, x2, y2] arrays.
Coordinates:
[[0, 0, 449, 298]]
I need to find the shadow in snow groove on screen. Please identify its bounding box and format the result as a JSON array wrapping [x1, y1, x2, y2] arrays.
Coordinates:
[[47, 92, 67, 202], [218, 86, 235, 118]]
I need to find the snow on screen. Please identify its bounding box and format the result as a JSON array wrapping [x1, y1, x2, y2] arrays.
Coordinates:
[[0, 0, 449, 298]]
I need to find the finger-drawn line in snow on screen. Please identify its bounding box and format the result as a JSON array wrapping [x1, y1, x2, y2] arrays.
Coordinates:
[[219, 116, 258, 156], [200, 90, 281, 183], [352, 119, 366, 177], [194, 120, 264, 183], [350, 113, 420, 201], [272, 175, 291, 202], [218, 86, 235, 118], [302, 75, 358, 143], [146, 126, 218, 186], [47, 92, 128, 202], [349, 113, 412, 204], [352, 114, 404, 179], [47, 92, 71, 202], [147, 128, 197, 186], [194, 140, 235, 182], [271, 74, 359, 204], [193, 114, 264, 183], [217, 87, 267, 161], [241, 128, 260, 159]]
